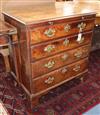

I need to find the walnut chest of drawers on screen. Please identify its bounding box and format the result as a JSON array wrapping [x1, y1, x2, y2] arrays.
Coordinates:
[[3, 11, 96, 107]]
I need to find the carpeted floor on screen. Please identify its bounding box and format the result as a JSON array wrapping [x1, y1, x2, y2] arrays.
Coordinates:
[[0, 50, 100, 115]]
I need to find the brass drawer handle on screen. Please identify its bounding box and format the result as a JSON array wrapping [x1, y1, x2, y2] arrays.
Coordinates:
[[61, 68, 68, 74], [44, 60, 55, 69], [73, 65, 80, 72], [44, 77, 54, 84], [78, 22, 86, 32], [61, 53, 69, 61], [44, 28, 56, 37], [64, 24, 71, 32], [44, 44, 55, 53], [63, 39, 69, 46], [74, 51, 82, 58]]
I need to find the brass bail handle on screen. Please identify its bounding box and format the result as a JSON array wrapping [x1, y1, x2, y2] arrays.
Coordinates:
[[44, 60, 55, 69], [44, 28, 56, 37], [44, 44, 55, 53], [45, 77, 54, 84]]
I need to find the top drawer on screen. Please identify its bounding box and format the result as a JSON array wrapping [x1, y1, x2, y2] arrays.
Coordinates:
[[29, 18, 95, 44]]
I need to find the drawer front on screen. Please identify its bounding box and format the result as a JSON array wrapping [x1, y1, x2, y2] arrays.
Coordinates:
[[32, 45, 90, 78], [30, 19, 94, 44], [31, 31, 92, 61], [0, 36, 8, 45], [32, 58, 88, 93]]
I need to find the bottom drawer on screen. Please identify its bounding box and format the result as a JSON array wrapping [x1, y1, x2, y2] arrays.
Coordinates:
[[32, 58, 88, 94]]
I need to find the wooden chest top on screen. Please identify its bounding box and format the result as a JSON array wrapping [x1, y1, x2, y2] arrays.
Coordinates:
[[2, 2, 97, 25]]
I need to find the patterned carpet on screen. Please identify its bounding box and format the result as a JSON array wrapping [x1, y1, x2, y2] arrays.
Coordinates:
[[0, 50, 100, 115]]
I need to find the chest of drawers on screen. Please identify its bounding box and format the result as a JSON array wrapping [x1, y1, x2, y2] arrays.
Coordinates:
[[3, 12, 96, 108]]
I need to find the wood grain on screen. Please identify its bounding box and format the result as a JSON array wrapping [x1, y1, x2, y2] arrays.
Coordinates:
[[30, 18, 94, 44], [32, 45, 90, 78], [31, 31, 92, 61], [32, 58, 88, 93]]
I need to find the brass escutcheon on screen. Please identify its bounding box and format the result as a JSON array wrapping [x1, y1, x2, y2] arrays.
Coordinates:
[[64, 24, 71, 32], [61, 53, 69, 61], [63, 39, 69, 46], [73, 65, 80, 72], [78, 22, 86, 32]]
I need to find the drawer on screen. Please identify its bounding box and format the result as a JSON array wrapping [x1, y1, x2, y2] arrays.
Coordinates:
[[32, 45, 90, 78], [0, 36, 9, 46], [31, 31, 92, 61], [30, 19, 95, 44], [32, 58, 88, 93]]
